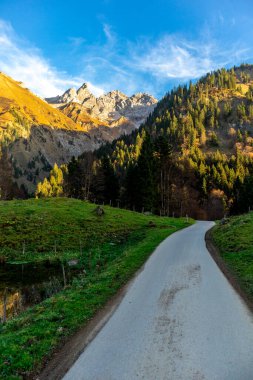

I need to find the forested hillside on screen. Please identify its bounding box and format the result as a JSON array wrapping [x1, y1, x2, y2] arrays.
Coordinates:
[[37, 64, 253, 219]]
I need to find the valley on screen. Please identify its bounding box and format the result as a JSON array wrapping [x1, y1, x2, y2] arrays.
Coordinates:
[[1, 2, 253, 380]]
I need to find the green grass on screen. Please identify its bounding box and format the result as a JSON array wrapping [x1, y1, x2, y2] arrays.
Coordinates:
[[211, 212, 253, 297], [0, 197, 151, 263], [0, 198, 193, 379]]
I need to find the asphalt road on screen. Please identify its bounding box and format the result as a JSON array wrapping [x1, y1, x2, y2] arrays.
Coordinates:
[[63, 221, 253, 380]]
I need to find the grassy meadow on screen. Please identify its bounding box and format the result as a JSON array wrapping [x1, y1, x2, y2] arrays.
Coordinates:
[[212, 212, 253, 298], [0, 198, 192, 379]]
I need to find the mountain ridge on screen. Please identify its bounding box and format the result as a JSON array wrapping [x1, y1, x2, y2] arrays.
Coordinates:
[[46, 83, 157, 130]]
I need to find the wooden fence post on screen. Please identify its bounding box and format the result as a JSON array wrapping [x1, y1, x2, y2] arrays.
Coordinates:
[[2, 288, 7, 323], [61, 262, 67, 287]]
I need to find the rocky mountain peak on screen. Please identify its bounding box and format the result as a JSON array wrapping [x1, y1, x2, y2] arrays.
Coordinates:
[[62, 88, 77, 103], [45, 87, 78, 105], [102, 90, 128, 100], [77, 82, 89, 91], [76, 83, 95, 103], [130, 92, 157, 105], [46, 83, 158, 131]]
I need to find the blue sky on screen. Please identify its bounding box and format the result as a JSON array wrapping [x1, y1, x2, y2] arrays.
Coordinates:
[[0, 0, 253, 98]]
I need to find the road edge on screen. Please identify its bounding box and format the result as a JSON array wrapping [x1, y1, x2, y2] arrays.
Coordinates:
[[37, 266, 141, 380], [205, 227, 253, 315]]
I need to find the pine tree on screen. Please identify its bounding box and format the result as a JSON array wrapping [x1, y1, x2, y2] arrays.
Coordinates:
[[101, 156, 119, 204], [0, 148, 15, 200], [134, 134, 157, 211]]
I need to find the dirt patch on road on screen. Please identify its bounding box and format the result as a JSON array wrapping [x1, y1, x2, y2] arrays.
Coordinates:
[[205, 228, 253, 315], [158, 285, 188, 310], [187, 264, 201, 285]]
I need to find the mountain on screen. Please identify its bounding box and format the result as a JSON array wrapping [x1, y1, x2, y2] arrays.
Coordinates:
[[60, 64, 253, 219], [0, 73, 156, 196], [46, 84, 157, 134], [0, 73, 100, 194]]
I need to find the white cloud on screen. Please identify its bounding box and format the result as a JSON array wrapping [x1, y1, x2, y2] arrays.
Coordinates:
[[0, 20, 103, 98], [103, 23, 116, 46], [79, 24, 253, 97], [129, 35, 251, 80], [68, 36, 85, 48]]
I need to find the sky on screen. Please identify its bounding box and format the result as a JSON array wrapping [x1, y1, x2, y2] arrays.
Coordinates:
[[0, 0, 253, 99]]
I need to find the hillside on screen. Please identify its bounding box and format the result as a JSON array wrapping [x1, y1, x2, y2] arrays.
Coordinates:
[[0, 198, 191, 378], [0, 74, 156, 196], [0, 72, 83, 130], [61, 64, 253, 219], [0, 73, 98, 194], [211, 212, 253, 307]]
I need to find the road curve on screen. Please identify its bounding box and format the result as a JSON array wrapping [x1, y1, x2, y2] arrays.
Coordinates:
[[63, 221, 253, 380]]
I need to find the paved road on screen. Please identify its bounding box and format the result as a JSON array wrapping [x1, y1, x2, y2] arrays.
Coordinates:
[[64, 221, 253, 380]]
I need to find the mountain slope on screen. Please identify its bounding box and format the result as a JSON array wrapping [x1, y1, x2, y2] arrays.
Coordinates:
[[63, 64, 253, 219], [0, 72, 81, 130], [0, 73, 99, 193]]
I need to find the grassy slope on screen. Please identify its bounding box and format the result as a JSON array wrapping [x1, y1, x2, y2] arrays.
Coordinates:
[[0, 198, 193, 379], [212, 212, 253, 298], [0, 197, 157, 263]]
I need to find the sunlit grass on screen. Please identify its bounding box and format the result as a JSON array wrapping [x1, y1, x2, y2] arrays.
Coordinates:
[[212, 212, 253, 297]]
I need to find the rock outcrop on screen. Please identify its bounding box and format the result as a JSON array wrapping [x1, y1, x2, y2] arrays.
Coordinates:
[[46, 84, 157, 132]]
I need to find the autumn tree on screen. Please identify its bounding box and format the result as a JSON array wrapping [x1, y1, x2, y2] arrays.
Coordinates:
[[36, 163, 65, 198]]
